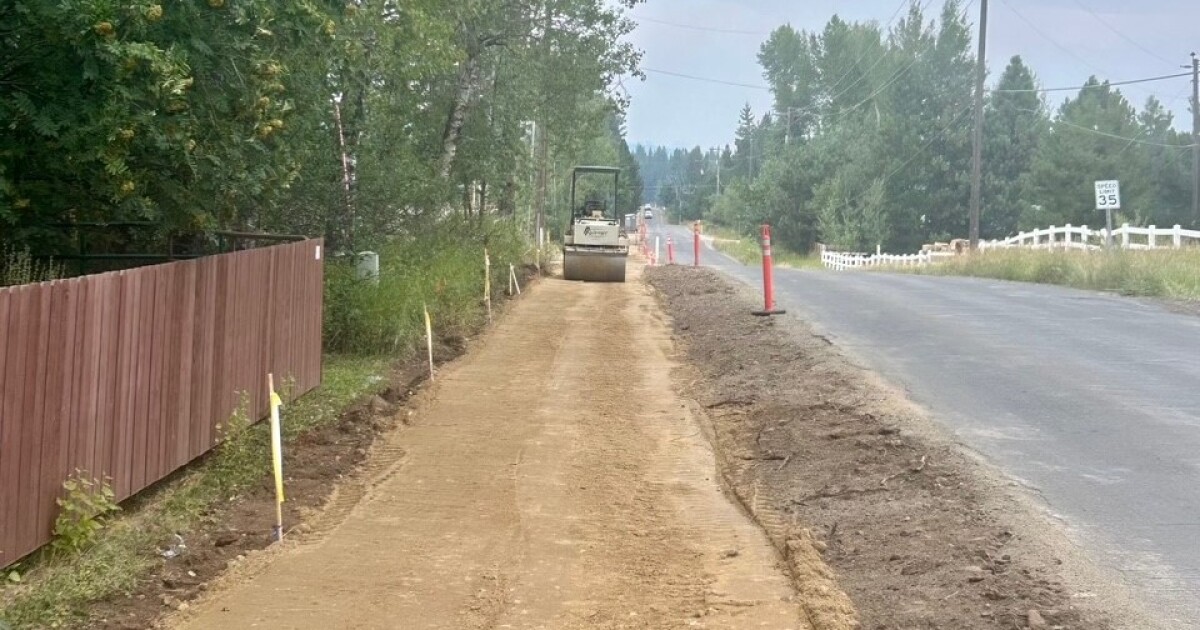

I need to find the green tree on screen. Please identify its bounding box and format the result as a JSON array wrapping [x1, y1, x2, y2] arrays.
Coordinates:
[[982, 56, 1046, 238], [1024, 78, 1150, 227]]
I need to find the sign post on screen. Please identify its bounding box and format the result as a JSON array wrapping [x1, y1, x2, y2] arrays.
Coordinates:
[[1095, 180, 1121, 249]]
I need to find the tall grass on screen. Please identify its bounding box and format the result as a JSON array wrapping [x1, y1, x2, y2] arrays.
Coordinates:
[[1, 245, 63, 287], [909, 248, 1200, 299], [324, 217, 531, 354], [706, 226, 821, 269], [0, 355, 388, 627]]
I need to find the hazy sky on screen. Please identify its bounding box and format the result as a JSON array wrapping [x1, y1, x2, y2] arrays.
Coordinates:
[[622, 0, 1198, 149]]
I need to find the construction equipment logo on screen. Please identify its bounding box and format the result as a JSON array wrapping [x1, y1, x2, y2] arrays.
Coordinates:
[[584, 226, 592, 236]]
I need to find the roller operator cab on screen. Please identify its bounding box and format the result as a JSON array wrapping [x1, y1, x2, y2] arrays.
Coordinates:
[[562, 166, 629, 283]]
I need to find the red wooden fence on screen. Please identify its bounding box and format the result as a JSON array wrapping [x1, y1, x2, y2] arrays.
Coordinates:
[[0, 239, 324, 566]]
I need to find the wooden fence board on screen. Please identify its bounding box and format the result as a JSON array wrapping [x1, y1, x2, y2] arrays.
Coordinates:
[[17, 285, 50, 555], [0, 239, 325, 566], [0, 288, 22, 566]]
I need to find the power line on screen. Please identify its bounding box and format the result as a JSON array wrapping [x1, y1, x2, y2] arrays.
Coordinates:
[[995, 0, 1170, 99], [647, 63, 1190, 100], [642, 67, 771, 90], [821, 0, 932, 98], [630, 15, 770, 36], [1069, 0, 1176, 67], [1113, 83, 1192, 159], [996, 0, 1106, 77], [993, 72, 1192, 94], [1019, 108, 1197, 148]]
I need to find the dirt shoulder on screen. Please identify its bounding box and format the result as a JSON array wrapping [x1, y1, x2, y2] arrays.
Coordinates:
[[647, 265, 1158, 630], [163, 265, 813, 630]]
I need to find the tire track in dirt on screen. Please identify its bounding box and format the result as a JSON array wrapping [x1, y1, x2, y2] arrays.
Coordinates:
[[167, 263, 812, 630]]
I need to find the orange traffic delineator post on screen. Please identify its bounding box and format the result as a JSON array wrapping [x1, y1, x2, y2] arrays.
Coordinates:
[[667, 237, 675, 264], [752, 224, 786, 316], [693, 221, 701, 267]]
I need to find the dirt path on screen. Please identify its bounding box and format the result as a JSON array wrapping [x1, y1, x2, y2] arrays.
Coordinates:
[[170, 264, 808, 630]]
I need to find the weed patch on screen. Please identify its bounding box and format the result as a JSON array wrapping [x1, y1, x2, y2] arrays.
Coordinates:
[[705, 226, 820, 269], [906, 248, 1200, 299]]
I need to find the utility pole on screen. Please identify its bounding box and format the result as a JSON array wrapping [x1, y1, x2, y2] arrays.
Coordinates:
[[1191, 53, 1199, 223], [968, 0, 989, 250], [710, 147, 720, 196]]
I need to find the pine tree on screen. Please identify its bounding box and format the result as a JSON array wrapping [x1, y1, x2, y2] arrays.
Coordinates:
[[983, 56, 1046, 238]]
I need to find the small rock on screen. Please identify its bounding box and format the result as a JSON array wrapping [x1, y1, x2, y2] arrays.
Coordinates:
[[177, 601, 190, 612], [368, 395, 391, 414], [214, 532, 239, 547], [1027, 610, 1047, 628], [722, 549, 740, 558]]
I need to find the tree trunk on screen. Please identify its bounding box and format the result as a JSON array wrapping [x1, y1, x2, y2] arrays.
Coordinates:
[[440, 54, 483, 180]]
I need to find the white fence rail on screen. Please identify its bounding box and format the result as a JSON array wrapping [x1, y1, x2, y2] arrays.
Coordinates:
[[980, 223, 1200, 251], [821, 251, 956, 271], [821, 223, 1200, 271]]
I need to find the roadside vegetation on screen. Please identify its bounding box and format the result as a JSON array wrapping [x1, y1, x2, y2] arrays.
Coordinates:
[[0, 355, 387, 627], [1, 0, 645, 626], [706, 225, 821, 269], [634, 2, 1195, 256], [908, 249, 1200, 299]]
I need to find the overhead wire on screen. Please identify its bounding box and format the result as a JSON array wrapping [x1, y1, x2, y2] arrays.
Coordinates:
[[641, 68, 771, 90], [1068, 0, 1176, 66], [995, 0, 1175, 101], [629, 15, 770, 36], [1017, 107, 1196, 148], [992, 72, 1192, 94], [820, 0, 926, 97], [645, 65, 1190, 100]]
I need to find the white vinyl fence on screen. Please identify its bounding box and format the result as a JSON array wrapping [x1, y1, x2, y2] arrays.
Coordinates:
[[820, 250, 956, 271], [979, 223, 1200, 251], [821, 223, 1200, 271]]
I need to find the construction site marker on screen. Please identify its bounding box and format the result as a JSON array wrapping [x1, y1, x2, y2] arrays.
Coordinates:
[[424, 303, 435, 382], [752, 224, 787, 317], [267, 373, 285, 542], [484, 249, 492, 322], [509, 263, 522, 295]]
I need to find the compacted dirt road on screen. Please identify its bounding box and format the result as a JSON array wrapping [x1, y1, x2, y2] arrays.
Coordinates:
[[171, 264, 809, 630]]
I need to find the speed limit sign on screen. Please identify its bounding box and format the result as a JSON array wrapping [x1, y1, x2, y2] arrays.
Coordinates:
[[1095, 180, 1121, 210]]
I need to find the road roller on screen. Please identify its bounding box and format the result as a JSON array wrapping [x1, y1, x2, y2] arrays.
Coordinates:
[[562, 166, 628, 282]]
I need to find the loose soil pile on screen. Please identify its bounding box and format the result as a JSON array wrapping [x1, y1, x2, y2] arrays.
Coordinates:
[[648, 266, 1132, 630]]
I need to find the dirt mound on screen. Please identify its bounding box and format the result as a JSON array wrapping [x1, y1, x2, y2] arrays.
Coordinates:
[[648, 266, 1125, 630]]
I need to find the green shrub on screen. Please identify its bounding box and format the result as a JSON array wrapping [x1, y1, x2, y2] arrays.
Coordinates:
[[323, 217, 531, 354], [51, 473, 120, 556]]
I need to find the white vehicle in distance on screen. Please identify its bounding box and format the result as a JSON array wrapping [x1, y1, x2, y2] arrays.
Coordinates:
[[643, 206, 654, 220]]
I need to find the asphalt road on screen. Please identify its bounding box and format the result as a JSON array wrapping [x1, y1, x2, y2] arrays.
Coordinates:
[[649, 220, 1200, 628]]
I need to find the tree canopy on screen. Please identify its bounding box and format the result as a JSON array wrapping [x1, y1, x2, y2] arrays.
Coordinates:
[[1, 0, 644, 257], [634, 1, 1196, 254]]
